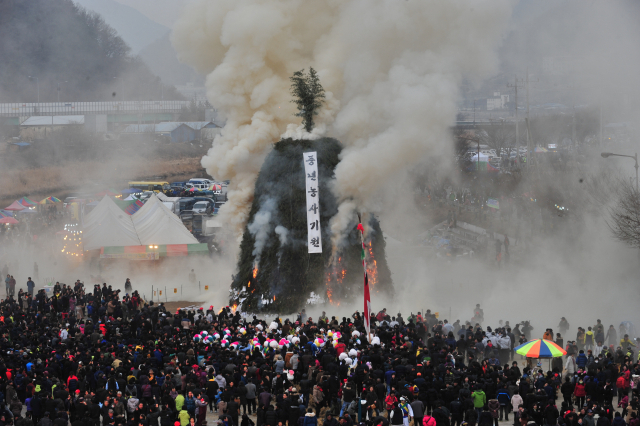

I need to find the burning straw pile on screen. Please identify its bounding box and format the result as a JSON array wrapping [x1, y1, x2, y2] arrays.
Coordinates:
[[229, 137, 392, 313]]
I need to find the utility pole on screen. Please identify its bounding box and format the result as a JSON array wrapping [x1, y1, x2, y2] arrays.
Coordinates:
[[507, 75, 524, 165], [526, 70, 530, 168], [473, 99, 476, 127], [524, 69, 538, 169]]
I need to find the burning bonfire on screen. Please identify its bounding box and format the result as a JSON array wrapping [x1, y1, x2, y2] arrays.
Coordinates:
[[228, 137, 393, 313], [325, 240, 380, 304]]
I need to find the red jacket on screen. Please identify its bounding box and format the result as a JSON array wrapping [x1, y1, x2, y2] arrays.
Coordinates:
[[574, 384, 586, 397]]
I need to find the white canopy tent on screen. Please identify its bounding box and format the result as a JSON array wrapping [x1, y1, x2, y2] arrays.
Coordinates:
[[83, 196, 142, 250], [131, 194, 198, 246], [83, 194, 198, 250]]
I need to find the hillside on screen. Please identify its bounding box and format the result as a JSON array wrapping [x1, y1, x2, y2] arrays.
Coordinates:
[[0, 0, 181, 102]]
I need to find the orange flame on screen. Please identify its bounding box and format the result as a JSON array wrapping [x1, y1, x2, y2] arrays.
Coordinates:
[[252, 267, 258, 279], [247, 281, 251, 287], [273, 295, 276, 301], [325, 256, 344, 305], [231, 304, 238, 313], [367, 241, 378, 289]]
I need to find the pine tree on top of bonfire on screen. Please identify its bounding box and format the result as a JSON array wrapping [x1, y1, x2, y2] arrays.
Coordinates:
[[290, 68, 325, 132]]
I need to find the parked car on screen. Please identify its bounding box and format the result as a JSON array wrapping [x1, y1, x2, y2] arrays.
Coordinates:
[[170, 182, 187, 190], [192, 201, 214, 215]]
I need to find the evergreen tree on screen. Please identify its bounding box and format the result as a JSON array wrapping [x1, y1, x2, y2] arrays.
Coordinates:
[[289, 68, 325, 132]]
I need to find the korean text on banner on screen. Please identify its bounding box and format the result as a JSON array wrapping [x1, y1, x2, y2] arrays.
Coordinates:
[[304, 152, 322, 253]]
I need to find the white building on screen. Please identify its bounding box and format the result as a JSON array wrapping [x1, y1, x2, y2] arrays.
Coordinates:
[[487, 92, 510, 110]]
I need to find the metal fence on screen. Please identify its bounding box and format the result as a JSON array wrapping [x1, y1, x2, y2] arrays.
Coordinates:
[[0, 100, 191, 117]]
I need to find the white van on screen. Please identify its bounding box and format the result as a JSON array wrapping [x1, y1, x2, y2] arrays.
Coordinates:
[[186, 180, 209, 190], [189, 178, 213, 185]]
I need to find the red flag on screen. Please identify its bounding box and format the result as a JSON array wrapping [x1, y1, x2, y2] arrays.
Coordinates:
[[357, 215, 371, 342]]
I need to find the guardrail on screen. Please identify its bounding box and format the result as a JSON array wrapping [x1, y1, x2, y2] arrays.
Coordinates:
[[0, 100, 192, 117]]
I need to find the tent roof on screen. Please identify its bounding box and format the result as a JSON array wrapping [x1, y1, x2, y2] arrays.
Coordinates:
[[83, 196, 142, 251], [131, 194, 198, 246], [83, 194, 197, 250], [5, 201, 25, 211]]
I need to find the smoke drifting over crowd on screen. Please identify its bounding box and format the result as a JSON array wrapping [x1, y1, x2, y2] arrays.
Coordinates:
[[169, 0, 640, 330], [172, 0, 512, 238]]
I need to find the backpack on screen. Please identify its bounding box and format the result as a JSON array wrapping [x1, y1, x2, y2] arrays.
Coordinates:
[[127, 397, 139, 413], [423, 416, 436, 426]]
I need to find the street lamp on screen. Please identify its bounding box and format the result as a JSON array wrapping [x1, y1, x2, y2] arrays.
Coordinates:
[[601, 152, 639, 191], [28, 76, 39, 103]]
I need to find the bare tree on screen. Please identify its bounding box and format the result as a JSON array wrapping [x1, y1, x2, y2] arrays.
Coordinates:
[[479, 120, 515, 157], [608, 179, 640, 248]]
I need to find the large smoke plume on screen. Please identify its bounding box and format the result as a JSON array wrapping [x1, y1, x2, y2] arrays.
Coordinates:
[[172, 0, 512, 238]]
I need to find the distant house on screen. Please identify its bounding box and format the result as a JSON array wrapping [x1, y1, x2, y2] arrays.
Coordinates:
[[123, 121, 219, 143], [486, 92, 509, 111], [20, 115, 84, 139]]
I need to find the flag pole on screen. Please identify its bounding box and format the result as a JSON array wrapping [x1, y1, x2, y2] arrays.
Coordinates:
[[357, 212, 372, 344]]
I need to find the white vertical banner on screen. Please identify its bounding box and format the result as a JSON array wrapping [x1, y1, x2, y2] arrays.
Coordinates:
[[304, 151, 322, 253]]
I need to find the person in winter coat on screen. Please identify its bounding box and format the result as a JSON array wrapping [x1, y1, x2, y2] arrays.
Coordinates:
[[574, 380, 587, 408], [543, 402, 559, 426], [324, 414, 338, 426], [561, 378, 574, 405], [195, 398, 207, 426], [576, 351, 588, 369], [311, 385, 323, 412], [264, 405, 278, 426], [612, 412, 626, 426], [478, 407, 493, 426], [175, 394, 185, 412], [411, 399, 425, 426], [215, 375, 227, 389], [178, 409, 190, 426], [496, 387, 511, 421], [598, 414, 612, 426], [472, 389, 487, 419], [184, 392, 196, 418], [302, 409, 317, 426], [487, 399, 500, 426], [511, 391, 523, 420], [241, 414, 255, 426]]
